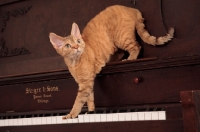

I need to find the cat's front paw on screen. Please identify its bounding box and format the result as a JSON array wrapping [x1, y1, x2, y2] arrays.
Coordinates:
[[62, 113, 78, 119]]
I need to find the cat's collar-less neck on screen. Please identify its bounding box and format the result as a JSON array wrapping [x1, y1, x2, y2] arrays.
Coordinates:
[[64, 55, 81, 67]]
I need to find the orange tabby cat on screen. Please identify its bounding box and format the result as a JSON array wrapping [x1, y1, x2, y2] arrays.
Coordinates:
[[49, 5, 174, 119]]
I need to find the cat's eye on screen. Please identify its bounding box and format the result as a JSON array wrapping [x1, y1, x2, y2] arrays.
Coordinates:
[[65, 44, 71, 48], [77, 39, 81, 44]]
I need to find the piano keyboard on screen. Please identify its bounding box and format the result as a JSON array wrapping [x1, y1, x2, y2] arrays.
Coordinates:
[[0, 108, 166, 127]]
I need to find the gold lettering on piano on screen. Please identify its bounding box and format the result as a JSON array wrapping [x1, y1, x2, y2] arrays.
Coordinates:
[[43, 94, 52, 98], [26, 88, 42, 94], [25, 85, 60, 103], [33, 95, 42, 100], [38, 99, 49, 103], [43, 85, 59, 92]]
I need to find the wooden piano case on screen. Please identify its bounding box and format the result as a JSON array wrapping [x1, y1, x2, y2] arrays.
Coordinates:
[[0, 0, 200, 131]]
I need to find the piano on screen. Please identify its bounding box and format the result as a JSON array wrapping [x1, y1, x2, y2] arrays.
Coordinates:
[[0, 0, 200, 132]]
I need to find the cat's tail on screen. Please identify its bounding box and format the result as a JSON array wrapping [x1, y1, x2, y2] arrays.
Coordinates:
[[136, 14, 174, 46]]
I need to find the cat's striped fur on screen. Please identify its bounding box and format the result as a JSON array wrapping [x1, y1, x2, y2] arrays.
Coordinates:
[[49, 5, 174, 119]]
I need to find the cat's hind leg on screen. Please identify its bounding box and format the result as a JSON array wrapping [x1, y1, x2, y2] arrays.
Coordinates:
[[126, 41, 141, 60], [115, 28, 141, 60], [116, 38, 141, 60]]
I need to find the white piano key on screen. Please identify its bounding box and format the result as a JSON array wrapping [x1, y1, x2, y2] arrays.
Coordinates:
[[56, 116, 63, 124], [138, 112, 145, 120], [94, 114, 101, 122], [51, 117, 57, 124], [131, 113, 138, 121], [100, 114, 107, 122], [144, 112, 152, 120], [8, 119, 14, 126], [4, 119, 8, 126], [41, 117, 46, 124], [18, 119, 23, 126], [67, 119, 73, 123], [32, 118, 37, 125], [72, 118, 79, 123], [89, 114, 95, 122], [46, 117, 52, 124], [13, 119, 18, 126], [125, 113, 132, 121], [151, 112, 159, 120], [158, 111, 166, 120], [112, 113, 119, 121], [78, 115, 84, 123], [27, 118, 32, 125], [22, 118, 28, 125], [83, 114, 90, 123], [118, 113, 126, 121], [0, 120, 4, 126], [106, 114, 113, 122], [62, 118, 68, 124], [37, 117, 42, 125]]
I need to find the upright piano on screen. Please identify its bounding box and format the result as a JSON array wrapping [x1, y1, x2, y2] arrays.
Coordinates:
[[0, 0, 200, 131]]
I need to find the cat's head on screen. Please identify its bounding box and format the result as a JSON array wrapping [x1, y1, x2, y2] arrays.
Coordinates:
[[49, 23, 85, 58]]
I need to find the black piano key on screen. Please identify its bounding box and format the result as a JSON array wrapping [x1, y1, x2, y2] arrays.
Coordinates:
[[112, 110, 118, 113], [137, 108, 146, 112], [155, 108, 163, 111], [119, 109, 128, 113], [53, 113, 57, 116], [87, 111, 95, 114], [130, 109, 136, 112], [38, 114, 44, 117], [44, 114, 51, 117], [58, 113, 66, 116], [105, 110, 111, 113], [26, 114, 33, 118], [21, 115, 25, 118], [148, 108, 154, 111], [95, 110, 104, 114], [13, 115, 19, 119]]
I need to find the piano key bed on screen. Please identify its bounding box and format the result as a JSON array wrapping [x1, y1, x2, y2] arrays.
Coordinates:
[[0, 107, 166, 126]]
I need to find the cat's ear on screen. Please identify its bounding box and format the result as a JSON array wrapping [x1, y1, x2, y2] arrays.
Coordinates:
[[71, 23, 82, 39], [49, 33, 65, 49]]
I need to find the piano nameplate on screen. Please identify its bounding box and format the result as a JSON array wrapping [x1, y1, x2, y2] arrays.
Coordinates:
[[25, 85, 60, 104]]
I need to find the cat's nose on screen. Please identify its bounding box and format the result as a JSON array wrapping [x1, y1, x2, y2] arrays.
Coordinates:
[[72, 45, 79, 49]]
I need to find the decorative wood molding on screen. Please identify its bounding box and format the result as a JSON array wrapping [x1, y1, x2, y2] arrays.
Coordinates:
[[0, 55, 200, 86], [0, 38, 30, 57], [1, 6, 32, 32]]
